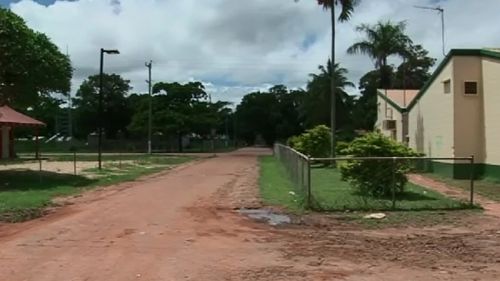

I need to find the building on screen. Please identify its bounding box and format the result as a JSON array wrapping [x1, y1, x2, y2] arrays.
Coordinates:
[[0, 105, 45, 159], [377, 49, 500, 179], [376, 89, 418, 144]]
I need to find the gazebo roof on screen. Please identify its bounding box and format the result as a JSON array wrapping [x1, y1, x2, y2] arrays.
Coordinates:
[[0, 105, 45, 127]]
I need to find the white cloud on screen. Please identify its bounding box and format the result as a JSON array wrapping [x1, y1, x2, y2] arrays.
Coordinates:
[[10, 0, 500, 104]]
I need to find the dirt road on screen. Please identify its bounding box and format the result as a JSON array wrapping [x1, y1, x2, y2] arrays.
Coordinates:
[[1, 148, 500, 280]]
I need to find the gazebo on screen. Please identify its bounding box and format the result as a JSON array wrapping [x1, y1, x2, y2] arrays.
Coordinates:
[[0, 105, 45, 159]]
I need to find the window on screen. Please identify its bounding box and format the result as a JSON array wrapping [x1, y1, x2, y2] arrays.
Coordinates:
[[443, 79, 451, 94], [464, 81, 478, 95]]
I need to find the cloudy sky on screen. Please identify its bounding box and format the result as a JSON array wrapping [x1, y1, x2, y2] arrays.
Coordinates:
[[2, 0, 500, 105]]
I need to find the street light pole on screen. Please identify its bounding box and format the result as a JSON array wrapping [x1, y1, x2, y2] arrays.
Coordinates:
[[145, 60, 153, 154], [98, 48, 120, 170], [98, 49, 104, 170]]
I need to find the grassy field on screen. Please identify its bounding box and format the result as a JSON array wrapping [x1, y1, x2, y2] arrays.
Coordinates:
[[259, 156, 471, 212], [0, 155, 193, 222], [259, 156, 304, 212], [426, 174, 500, 201]]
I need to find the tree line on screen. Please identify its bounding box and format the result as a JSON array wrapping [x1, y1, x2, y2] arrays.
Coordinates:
[[1, 6, 436, 149]]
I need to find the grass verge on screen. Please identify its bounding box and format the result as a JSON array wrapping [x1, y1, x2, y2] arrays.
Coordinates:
[[259, 156, 472, 213], [311, 167, 472, 211], [259, 156, 304, 212], [0, 156, 193, 222]]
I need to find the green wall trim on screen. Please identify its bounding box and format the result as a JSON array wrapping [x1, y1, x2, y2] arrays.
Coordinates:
[[425, 161, 500, 180], [407, 48, 500, 112], [482, 164, 500, 181]]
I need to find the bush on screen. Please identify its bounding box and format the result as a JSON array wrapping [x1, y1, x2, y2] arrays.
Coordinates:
[[336, 141, 350, 156], [339, 132, 421, 197], [288, 125, 331, 158], [287, 135, 303, 152]]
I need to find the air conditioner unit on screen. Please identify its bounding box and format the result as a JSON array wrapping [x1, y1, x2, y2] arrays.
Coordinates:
[[383, 120, 397, 130]]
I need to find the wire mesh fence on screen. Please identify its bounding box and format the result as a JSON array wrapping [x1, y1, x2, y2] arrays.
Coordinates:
[[273, 144, 311, 206], [274, 144, 476, 211]]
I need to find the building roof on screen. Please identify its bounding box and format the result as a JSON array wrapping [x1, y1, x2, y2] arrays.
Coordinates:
[[407, 48, 500, 111], [377, 89, 419, 113], [0, 105, 45, 126]]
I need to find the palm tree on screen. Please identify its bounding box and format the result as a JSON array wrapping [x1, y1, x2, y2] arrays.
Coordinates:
[[303, 60, 355, 130], [315, 0, 359, 159], [347, 21, 412, 88]]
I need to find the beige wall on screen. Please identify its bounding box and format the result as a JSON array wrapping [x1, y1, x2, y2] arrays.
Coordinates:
[[408, 58, 454, 157], [452, 56, 486, 162], [482, 57, 500, 165], [376, 95, 403, 142]]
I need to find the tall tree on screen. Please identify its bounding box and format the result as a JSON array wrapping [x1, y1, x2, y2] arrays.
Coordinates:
[[73, 74, 132, 139], [235, 85, 304, 145], [0, 8, 72, 108], [352, 43, 436, 130], [129, 81, 231, 151], [353, 69, 383, 130], [347, 20, 412, 88], [302, 61, 354, 131], [316, 0, 359, 158], [393, 44, 436, 89]]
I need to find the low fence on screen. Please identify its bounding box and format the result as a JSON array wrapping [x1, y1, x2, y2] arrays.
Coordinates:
[[273, 144, 476, 211], [274, 143, 312, 206]]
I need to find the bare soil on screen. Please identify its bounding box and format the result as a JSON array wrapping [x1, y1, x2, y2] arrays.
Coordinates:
[[410, 174, 500, 218], [0, 160, 99, 174], [0, 148, 499, 280]]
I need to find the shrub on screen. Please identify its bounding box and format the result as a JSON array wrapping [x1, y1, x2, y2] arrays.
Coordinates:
[[336, 141, 350, 156], [287, 135, 303, 152], [340, 132, 421, 197], [288, 125, 332, 158]]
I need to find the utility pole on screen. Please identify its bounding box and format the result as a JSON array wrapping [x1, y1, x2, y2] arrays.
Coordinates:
[[66, 46, 73, 142], [145, 60, 153, 154], [208, 93, 215, 153]]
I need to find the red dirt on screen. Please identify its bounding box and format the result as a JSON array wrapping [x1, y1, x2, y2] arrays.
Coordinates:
[[0, 148, 500, 280], [410, 174, 500, 218]]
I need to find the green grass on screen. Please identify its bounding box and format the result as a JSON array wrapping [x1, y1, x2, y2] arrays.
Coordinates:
[[259, 156, 304, 212], [311, 168, 471, 211], [0, 156, 193, 222], [425, 174, 500, 201], [259, 156, 472, 213]]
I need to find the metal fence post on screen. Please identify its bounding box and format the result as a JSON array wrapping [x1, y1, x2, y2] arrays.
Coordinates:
[[307, 158, 312, 209], [470, 155, 475, 206], [391, 157, 396, 210], [73, 151, 77, 176], [38, 157, 42, 183], [301, 158, 305, 193]]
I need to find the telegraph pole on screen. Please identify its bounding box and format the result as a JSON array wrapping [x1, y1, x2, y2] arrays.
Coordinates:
[[145, 60, 153, 154]]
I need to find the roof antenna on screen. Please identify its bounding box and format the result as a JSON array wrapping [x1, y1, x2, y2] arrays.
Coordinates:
[[414, 5, 446, 56]]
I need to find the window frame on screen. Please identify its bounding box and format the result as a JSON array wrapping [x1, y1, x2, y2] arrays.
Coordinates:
[[464, 80, 479, 96]]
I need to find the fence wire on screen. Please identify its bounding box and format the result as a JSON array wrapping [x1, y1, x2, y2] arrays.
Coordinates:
[[273, 144, 311, 206], [274, 144, 476, 211]]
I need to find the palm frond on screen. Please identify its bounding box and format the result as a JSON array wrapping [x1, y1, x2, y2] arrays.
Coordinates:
[[346, 42, 373, 55]]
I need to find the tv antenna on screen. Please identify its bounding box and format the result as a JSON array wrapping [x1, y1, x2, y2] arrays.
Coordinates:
[[414, 5, 446, 56]]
